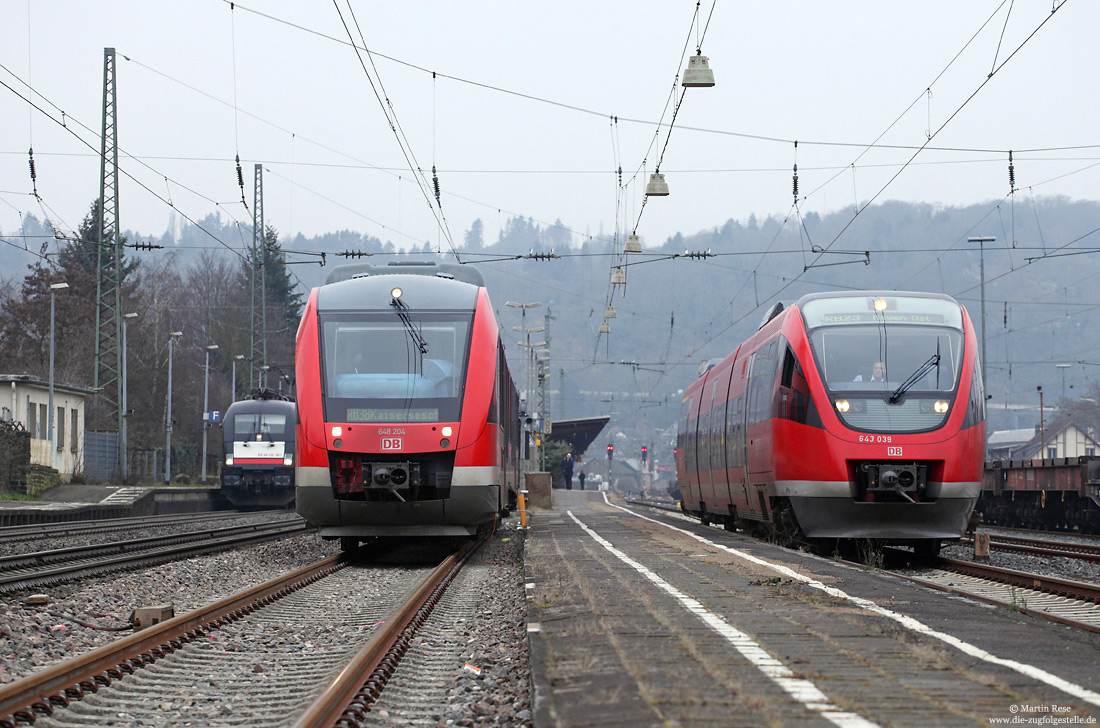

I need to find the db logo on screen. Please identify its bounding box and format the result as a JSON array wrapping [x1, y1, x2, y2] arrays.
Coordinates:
[[381, 437, 402, 451], [887, 446, 903, 457]]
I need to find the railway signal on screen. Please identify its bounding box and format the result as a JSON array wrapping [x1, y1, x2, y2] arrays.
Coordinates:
[[607, 444, 614, 461], [641, 446, 648, 464]]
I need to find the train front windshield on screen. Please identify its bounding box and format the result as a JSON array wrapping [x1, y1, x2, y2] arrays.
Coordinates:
[[231, 413, 288, 441], [802, 295, 966, 433], [319, 312, 472, 423]]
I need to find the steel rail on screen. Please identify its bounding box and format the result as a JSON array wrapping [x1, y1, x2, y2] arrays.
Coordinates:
[[0, 510, 286, 543], [937, 557, 1100, 603], [0, 518, 305, 571], [0, 553, 348, 728], [292, 537, 482, 728], [962, 534, 1100, 563], [893, 558, 1100, 634], [0, 522, 310, 594]]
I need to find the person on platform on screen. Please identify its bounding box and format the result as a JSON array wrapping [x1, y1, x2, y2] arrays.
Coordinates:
[[561, 452, 574, 490], [578, 469, 587, 491]]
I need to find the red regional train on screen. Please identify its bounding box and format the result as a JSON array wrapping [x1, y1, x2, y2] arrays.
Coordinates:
[[676, 291, 986, 555], [295, 262, 522, 548]]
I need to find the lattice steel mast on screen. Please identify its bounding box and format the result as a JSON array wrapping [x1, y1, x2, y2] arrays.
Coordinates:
[[94, 47, 123, 475], [250, 164, 266, 390]]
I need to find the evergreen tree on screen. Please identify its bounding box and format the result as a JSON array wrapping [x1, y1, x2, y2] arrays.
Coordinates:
[[56, 199, 137, 281], [464, 219, 484, 250]]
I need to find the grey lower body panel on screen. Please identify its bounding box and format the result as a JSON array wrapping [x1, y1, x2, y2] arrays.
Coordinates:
[[296, 483, 500, 538], [791, 495, 977, 540]]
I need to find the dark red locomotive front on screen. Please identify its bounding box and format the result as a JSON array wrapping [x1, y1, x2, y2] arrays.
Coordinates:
[[676, 291, 984, 555]]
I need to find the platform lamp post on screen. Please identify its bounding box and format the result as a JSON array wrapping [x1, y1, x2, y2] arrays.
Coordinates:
[[47, 282, 69, 473], [968, 236, 994, 392], [231, 354, 245, 403], [201, 344, 219, 483], [1038, 386, 1045, 458], [121, 312, 138, 481], [165, 331, 183, 485], [536, 351, 550, 469]]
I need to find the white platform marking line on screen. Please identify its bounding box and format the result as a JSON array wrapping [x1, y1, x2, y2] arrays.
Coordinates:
[[567, 510, 879, 728], [608, 494, 1100, 709]]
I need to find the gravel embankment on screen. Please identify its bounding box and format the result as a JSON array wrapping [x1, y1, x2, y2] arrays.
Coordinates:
[[0, 522, 533, 728], [437, 527, 532, 728], [0, 533, 338, 685], [942, 528, 1100, 584]]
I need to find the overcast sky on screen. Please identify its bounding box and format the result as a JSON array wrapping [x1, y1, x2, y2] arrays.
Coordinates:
[[1, 1, 1095, 256]]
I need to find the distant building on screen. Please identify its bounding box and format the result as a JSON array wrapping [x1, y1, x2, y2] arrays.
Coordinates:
[[987, 428, 1038, 460], [988, 418, 1099, 461], [1, 374, 95, 480]]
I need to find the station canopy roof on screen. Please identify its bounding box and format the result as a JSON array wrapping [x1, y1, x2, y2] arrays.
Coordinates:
[[546, 416, 610, 457]]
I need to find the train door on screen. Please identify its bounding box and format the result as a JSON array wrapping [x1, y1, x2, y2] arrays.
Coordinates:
[[701, 378, 722, 510], [708, 365, 735, 515], [698, 382, 715, 508], [746, 338, 779, 518], [679, 391, 702, 510], [726, 358, 749, 514]]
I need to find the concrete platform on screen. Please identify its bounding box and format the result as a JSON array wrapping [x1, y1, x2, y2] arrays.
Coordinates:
[[0, 485, 224, 526], [524, 491, 1100, 727]]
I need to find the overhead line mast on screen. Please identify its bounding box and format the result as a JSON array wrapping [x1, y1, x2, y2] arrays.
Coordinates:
[[94, 47, 124, 478], [251, 163, 267, 389]]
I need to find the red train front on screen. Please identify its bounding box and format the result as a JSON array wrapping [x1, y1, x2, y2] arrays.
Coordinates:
[[676, 291, 985, 555], [295, 262, 521, 547]]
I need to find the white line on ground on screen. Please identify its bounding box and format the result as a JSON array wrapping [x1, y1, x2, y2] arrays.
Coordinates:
[[607, 494, 1100, 709], [568, 509, 880, 728]]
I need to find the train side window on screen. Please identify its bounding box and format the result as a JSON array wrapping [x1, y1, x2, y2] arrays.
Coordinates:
[[780, 344, 796, 389], [962, 356, 986, 429], [708, 379, 723, 473], [747, 338, 779, 425], [775, 345, 822, 427], [725, 394, 745, 467], [488, 343, 503, 424]]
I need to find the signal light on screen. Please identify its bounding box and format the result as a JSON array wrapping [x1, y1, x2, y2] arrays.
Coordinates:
[[607, 444, 614, 460], [641, 446, 648, 463]]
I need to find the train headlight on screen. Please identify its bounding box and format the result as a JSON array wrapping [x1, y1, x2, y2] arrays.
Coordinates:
[[441, 426, 453, 437], [874, 298, 888, 311], [225, 456, 234, 466], [934, 400, 950, 414], [283, 454, 294, 466], [331, 426, 342, 437], [835, 399, 850, 413], [391, 287, 403, 300]]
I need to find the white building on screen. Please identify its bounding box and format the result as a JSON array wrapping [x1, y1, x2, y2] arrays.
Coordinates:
[[1, 374, 94, 480], [988, 419, 1100, 461]]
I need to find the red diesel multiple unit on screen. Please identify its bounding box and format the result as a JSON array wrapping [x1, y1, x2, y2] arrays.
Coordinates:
[[295, 262, 521, 547], [676, 291, 985, 555]]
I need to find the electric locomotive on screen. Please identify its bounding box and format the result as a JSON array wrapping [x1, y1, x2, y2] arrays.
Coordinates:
[[294, 262, 522, 547], [220, 390, 297, 509], [676, 291, 985, 555]]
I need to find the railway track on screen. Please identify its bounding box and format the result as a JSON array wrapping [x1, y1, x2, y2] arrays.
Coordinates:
[[0, 537, 484, 728], [962, 533, 1100, 562], [896, 558, 1100, 633], [0, 519, 310, 594], [0, 510, 288, 546]]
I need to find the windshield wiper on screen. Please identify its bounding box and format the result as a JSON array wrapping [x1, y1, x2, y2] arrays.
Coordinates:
[[390, 296, 429, 355], [889, 352, 940, 404]]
